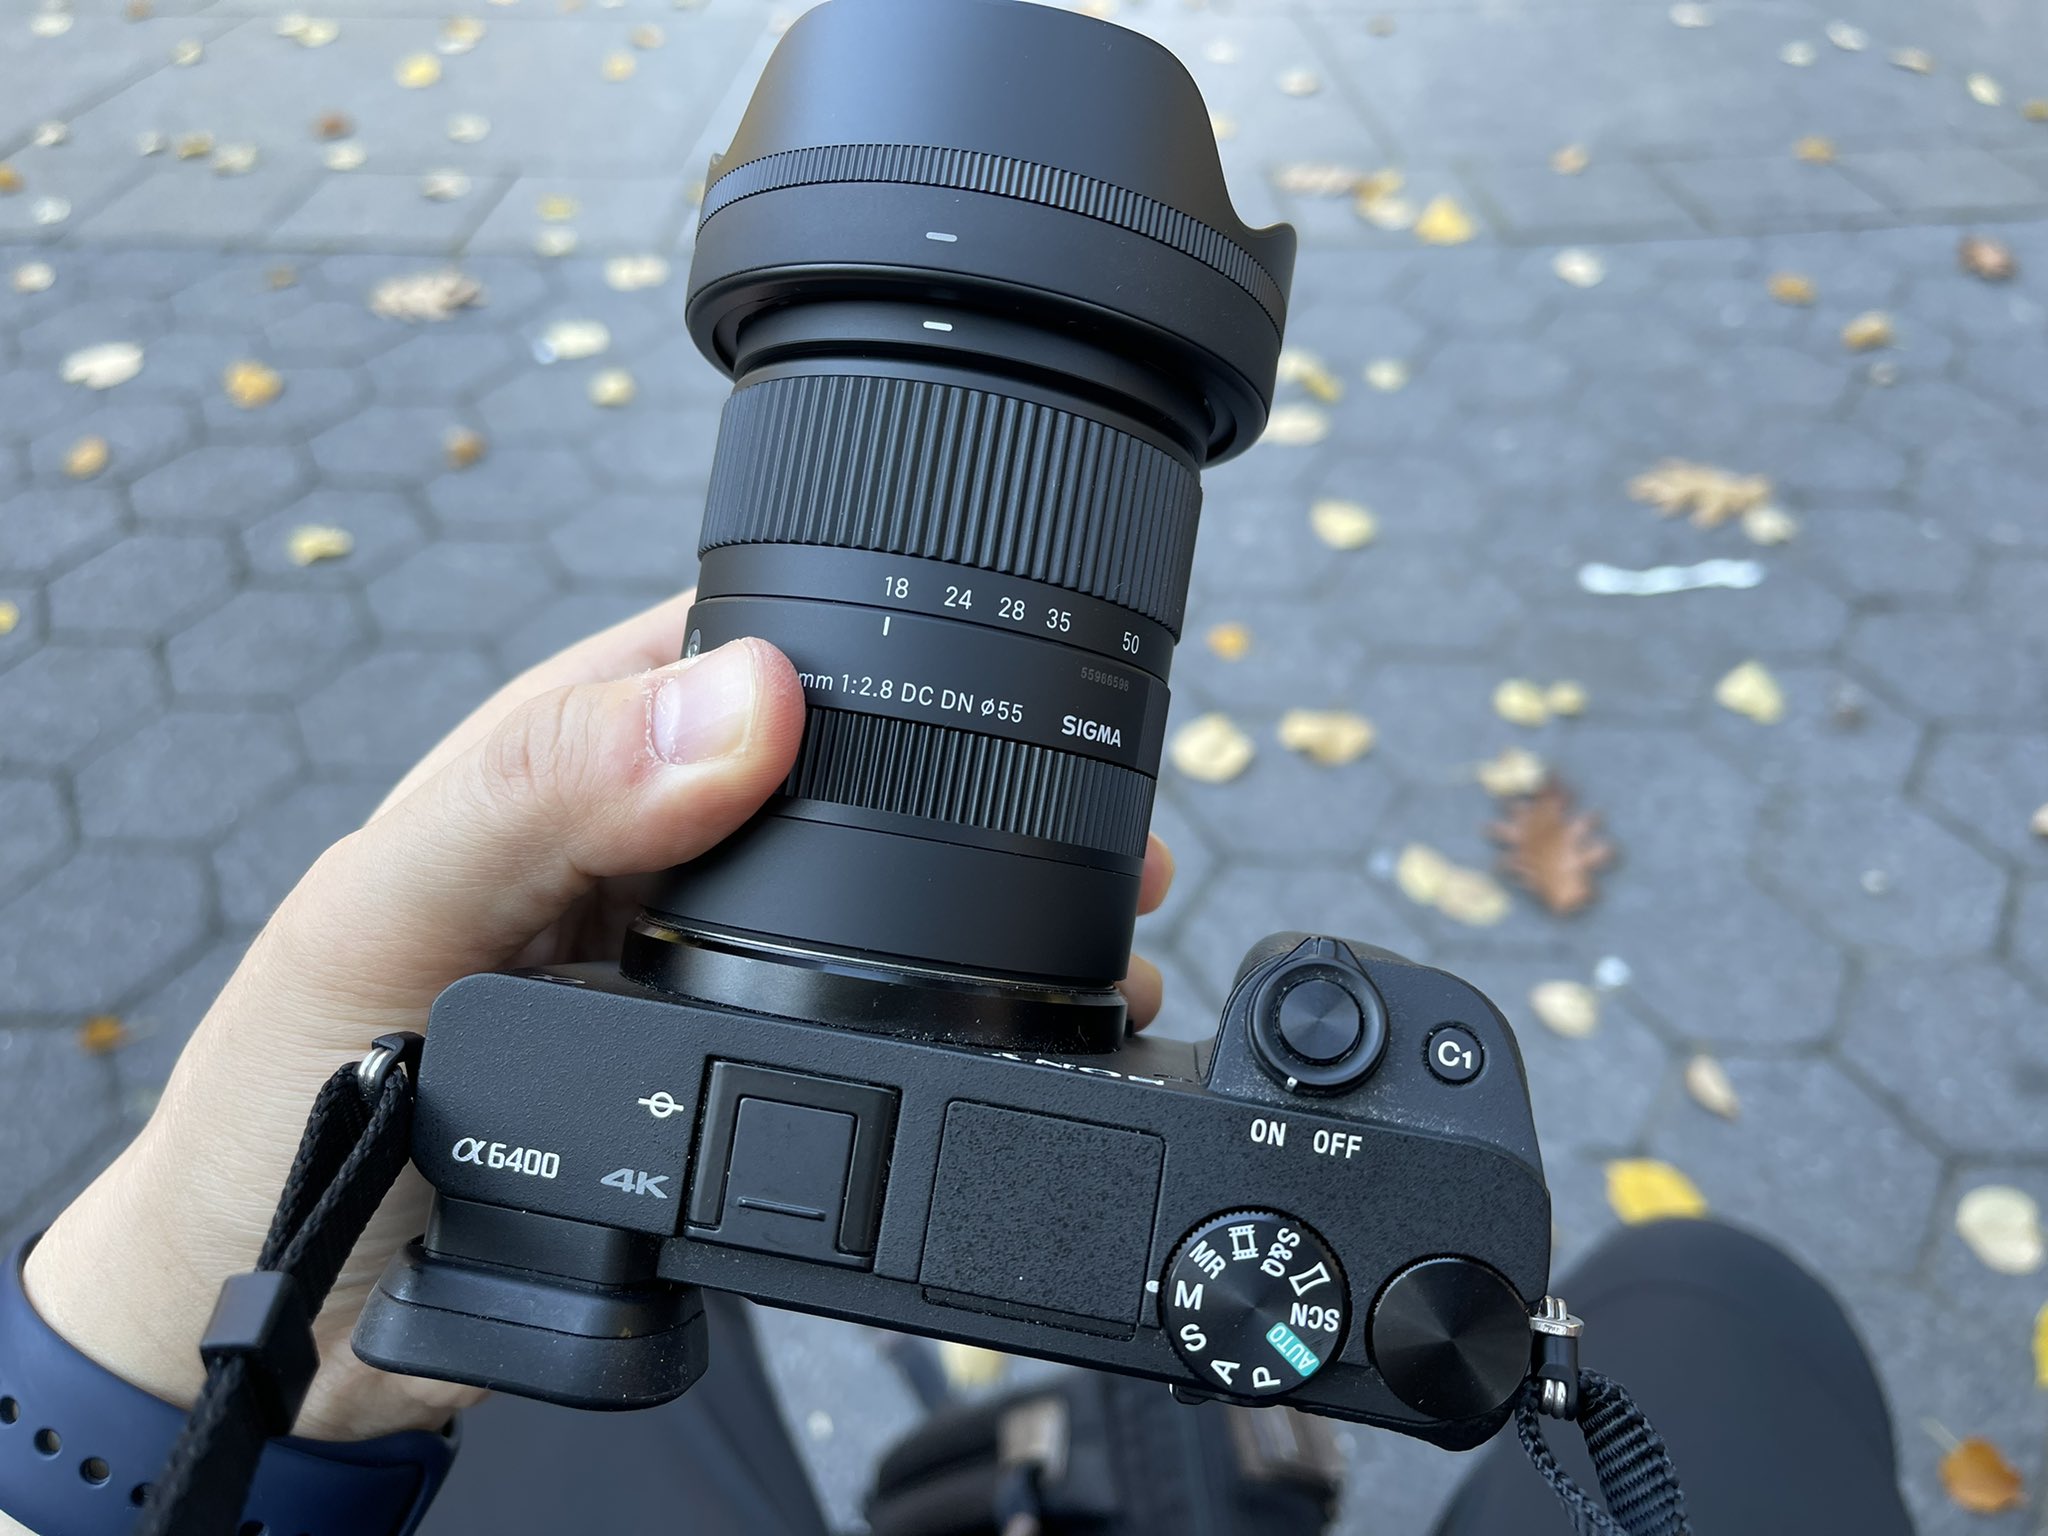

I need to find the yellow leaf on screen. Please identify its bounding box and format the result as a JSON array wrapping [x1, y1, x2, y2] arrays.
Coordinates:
[[443, 427, 487, 469], [1551, 144, 1589, 175], [1715, 660, 1785, 724], [63, 435, 109, 480], [1363, 358, 1408, 392], [1956, 1185, 2044, 1275], [1278, 348, 1344, 403], [1263, 403, 1328, 446], [1205, 621, 1252, 661], [588, 368, 635, 407], [1685, 1055, 1741, 1119], [0, 601, 18, 637], [1628, 458, 1772, 526], [1476, 746, 1546, 797], [287, 524, 354, 566], [1890, 47, 1934, 74], [629, 23, 664, 48], [0, 163, 23, 194], [601, 50, 636, 80], [1544, 680, 1588, 717], [1841, 311, 1894, 351], [1941, 1437, 2024, 1514], [2032, 1300, 2047, 1389], [2024, 98, 2048, 122], [1169, 713, 1255, 784], [1767, 271, 1816, 305], [603, 254, 669, 292], [395, 52, 442, 87], [1277, 709, 1375, 766], [1966, 72, 2003, 107], [1493, 679, 1550, 727], [1414, 195, 1476, 245], [222, 359, 283, 409], [1309, 499, 1377, 549], [1606, 1160, 1708, 1224], [1793, 134, 1836, 164], [1741, 506, 1799, 545], [1530, 980, 1599, 1038], [77, 1015, 128, 1055], [1395, 845, 1511, 926]]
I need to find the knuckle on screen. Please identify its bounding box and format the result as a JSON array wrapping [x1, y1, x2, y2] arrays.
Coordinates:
[[477, 685, 591, 814]]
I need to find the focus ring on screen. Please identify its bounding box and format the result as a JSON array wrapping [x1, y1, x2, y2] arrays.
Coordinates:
[[699, 143, 1286, 325], [701, 373, 1202, 634], [786, 707, 1154, 861]]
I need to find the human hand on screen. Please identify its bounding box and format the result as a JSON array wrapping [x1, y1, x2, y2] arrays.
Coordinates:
[[20, 590, 1176, 1444]]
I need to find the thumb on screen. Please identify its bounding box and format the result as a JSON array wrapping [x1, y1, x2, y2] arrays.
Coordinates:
[[271, 636, 805, 1008]]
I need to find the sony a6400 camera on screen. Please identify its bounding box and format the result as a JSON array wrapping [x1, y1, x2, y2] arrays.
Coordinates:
[[353, 0, 1556, 1452]]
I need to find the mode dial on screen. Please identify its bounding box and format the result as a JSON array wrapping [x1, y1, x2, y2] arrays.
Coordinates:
[[1162, 1212, 1348, 1399]]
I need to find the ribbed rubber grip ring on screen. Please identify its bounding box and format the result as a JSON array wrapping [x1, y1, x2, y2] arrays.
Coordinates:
[[786, 707, 1154, 861], [700, 373, 1202, 634]]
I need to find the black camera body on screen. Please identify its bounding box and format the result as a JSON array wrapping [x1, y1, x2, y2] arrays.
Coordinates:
[[354, 935, 1550, 1450]]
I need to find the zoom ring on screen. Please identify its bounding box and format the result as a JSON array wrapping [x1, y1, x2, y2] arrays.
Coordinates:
[[786, 707, 1154, 861], [701, 373, 1202, 634]]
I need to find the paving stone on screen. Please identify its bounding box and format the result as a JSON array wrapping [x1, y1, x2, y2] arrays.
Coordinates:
[[1916, 425, 2048, 552], [13, 294, 171, 359], [1842, 961, 2048, 1158], [129, 443, 309, 526], [73, 164, 318, 245], [166, 587, 365, 698], [310, 402, 470, 485], [26, 397, 198, 485], [1171, 596, 1373, 712], [75, 709, 302, 841], [1463, 161, 1699, 238], [1701, 664, 1921, 792], [0, 484, 125, 579], [45, 531, 235, 639], [263, 298, 408, 368], [366, 539, 558, 638], [0, 775, 69, 891], [465, 177, 691, 256], [582, 409, 721, 491], [1418, 338, 1575, 409], [1956, 337, 2048, 417], [212, 777, 384, 926], [1644, 1058, 1942, 1277], [268, 173, 512, 255], [1166, 710, 1399, 863], [0, 1025, 116, 1231], [0, 848, 209, 1015], [241, 488, 427, 585], [1793, 507, 1975, 601], [1917, 729, 2048, 870], [547, 492, 700, 584], [427, 444, 601, 532], [1660, 158, 1890, 227], [1839, 148, 2045, 214], [1847, 610, 2048, 723], [297, 646, 500, 770], [198, 364, 366, 443], [0, 643, 161, 769], [363, 327, 525, 404], [2014, 880, 2048, 992], [1757, 789, 2007, 959], [110, 934, 250, 1109]]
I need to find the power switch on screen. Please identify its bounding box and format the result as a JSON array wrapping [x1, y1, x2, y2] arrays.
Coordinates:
[[688, 1063, 898, 1268]]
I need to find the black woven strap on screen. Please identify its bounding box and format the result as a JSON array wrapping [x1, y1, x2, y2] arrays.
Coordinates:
[[1514, 1370, 1692, 1536], [138, 1040, 421, 1536]]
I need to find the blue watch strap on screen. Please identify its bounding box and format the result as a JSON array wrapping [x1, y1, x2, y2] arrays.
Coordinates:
[[1, 1235, 456, 1536]]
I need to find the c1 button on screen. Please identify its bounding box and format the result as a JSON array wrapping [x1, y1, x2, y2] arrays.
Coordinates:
[[1427, 1025, 1484, 1084]]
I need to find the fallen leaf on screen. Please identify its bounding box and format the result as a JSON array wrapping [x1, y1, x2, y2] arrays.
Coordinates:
[[1530, 980, 1599, 1038], [1205, 621, 1251, 661], [603, 254, 669, 291], [448, 112, 491, 143], [61, 342, 144, 391], [630, 22, 664, 48], [77, 1015, 128, 1055], [1668, 2, 1710, 27], [1414, 195, 1476, 245], [137, 132, 167, 157], [1551, 144, 1589, 175], [1628, 458, 1773, 527], [1941, 1438, 2025, 1514], [31, 121, 66, 148], [1780, 40, 1816, 67], [324, 142, 366, 171], [1491, 778, 1614, 915], [589, 368, 635, 407], [369, 269, 483, 322], [1203, 36, 1240, 64], [1767, 271, 1816, 305], [1363, 358, 1409, 392], [1477, 746, 1546, 797], [2025, 99, 2048, 122], [1170, 713, 1255, 783], [1685, 1055, 1741, 1119], [30, 197, 69, 228], [1493, 679, 1551, 727], [1273, 162, 1364, 196], [0, 601, 16, 637], [1357, 194, 1417, 231], [296, 17, 340, 46], [1824, 19, 1867, 50], [1715, 660, 1785, 724], [420, 170, 471, 201], [439, 15, 485, 51], [443, 427, 487, 469], [537, 193, 579, 222], [602, 50, 636, 80], [0, 164, 21, 195], [30, 13, 72, 36], [533, 228, 578, 258], [1277, 67, 1320, 96], [1793, 134, 1837, 164], [1309, 499, 1376, 549], [63, 436, 109, 479], [1278, 709, 1375, 766], [1959, 234, 2017, 281], [2031, 802, 2048, 839], [1278, 348, 1344, 402], [395, 52, 442, 87], [314, 111, 353, 140], [1841, 310, 1894, 350], [1544, 681, 1587, 717], [1209, 113, 1238, 141], [125, 0, 151, 17], [2034, 1300, 2048, 1389], [1956, 1185, 2044, 1275], [1395, 844, 1511, 926], [222, 359, 283, 408], [1967, 72, 2003, 107], [171, 37, 203, 64], [13, 261, 55, 294], [937, 1341, 1007, 1389], [1740, 505, 1799, 545], [1552, 248, 1605, 288], [175, 131, 215, 160], [287, 524, 354, 565], [1263, 404, 1328, 446], [1606, 1159, 1708, 1223], [1890, 46, 1934, 73]]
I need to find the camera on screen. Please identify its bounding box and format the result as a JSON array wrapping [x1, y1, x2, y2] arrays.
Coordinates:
[[353, 0, 1554, 1451]]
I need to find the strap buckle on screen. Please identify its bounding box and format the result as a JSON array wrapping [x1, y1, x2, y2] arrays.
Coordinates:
[[1529, 1294, 1584, 1419], [357, 1032, 426, 1101]]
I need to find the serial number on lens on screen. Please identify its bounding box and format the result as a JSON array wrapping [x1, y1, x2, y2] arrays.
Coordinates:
[[797, 671, 1026, 724]]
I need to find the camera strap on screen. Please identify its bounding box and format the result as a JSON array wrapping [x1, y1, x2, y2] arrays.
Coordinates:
[[138, 1035, 1689, 1536], [138, 1035, 425, 1536]]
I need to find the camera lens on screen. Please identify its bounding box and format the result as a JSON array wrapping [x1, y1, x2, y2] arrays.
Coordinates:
[[628, 0, 1294, 1020]]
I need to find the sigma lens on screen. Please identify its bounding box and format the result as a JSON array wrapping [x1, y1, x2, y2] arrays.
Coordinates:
[[625, 0, 1294, 1039]]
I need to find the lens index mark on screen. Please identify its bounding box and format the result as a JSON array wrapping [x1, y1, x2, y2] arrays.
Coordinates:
[[922, 321, 954, 331], [923, 230, 960, 242]]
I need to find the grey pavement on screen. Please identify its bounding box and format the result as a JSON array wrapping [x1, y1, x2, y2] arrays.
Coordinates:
[[5, 0, 2048, 1532]]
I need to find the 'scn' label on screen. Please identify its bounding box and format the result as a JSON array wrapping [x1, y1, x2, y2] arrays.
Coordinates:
[[1061, 715, 1123, 746]]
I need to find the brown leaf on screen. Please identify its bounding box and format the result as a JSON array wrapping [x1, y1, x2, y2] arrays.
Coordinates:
[[222, 359, 283, 409], [1627, 459, 1773, 527], [1205, 621, 1251, 660], [1841, 311, 1894, 351], [1959, 234, 2017, 282], [444, 427, 487, 469], [0, 164, 22, 195], [1940, 1438, 2024, 1514], [64, 435, 109, 479], [314, 111, 353, 140], [77, 1015, 129, 1055], [1490, 778, 1614, 916]]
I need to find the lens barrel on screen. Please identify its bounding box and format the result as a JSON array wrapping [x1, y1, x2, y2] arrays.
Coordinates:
[[636, 0, 1294, 999]]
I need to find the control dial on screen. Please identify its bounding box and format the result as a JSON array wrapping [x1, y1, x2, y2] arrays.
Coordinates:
[[1162, 1212, 1348, 1399]]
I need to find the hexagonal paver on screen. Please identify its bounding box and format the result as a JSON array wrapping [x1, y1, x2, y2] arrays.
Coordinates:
[[130, 444, 310, 527], [427, 445, 602, 532], [166, 588, 366, 698], [46, 532, 236, 639], [1917, 729, 2048, 871], [366, 540, 559, 638], [212, 778, 385, 926], [241, 489, 428, 585], [0, 848, 210, 1014], [2010, 879, 2048, 992], [310, 404, 470, 486], [1701, 665, 1921, 792], [0, 776, 70, 890], [1756, 790, 2007, 959], [0, 1025, 117, 1231], [1793, 507, 1975, 601], [548, 493, 701, 584], [111, 935, 251, 1105], [0, 483, 125, 576], [297, 647, 501, 771], [74, 710, 302, 841], [1847, 611, 2048, 724], [0, 643, 161, 769]]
